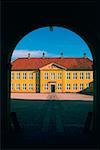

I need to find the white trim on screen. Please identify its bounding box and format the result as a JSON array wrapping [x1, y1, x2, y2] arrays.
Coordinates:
[[39, 62, 66, 70]]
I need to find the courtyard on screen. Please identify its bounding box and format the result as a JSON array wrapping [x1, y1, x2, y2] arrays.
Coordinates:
[[7, 95, 96, 149], [11, 93, 93, 100]]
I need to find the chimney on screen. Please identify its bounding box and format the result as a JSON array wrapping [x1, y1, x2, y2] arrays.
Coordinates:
[[49, 26, 53, 31], [28, 53, 31, 59], [42, 52, 45, 58], [60, 52, 63, 58], [83, 53, 87, 58]]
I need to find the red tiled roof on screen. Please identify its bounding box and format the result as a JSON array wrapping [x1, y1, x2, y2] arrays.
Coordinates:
[[11, 57, 93, 70]]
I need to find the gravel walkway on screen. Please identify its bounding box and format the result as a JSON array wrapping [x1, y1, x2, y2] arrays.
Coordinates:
[[11, 93, 93, 100]]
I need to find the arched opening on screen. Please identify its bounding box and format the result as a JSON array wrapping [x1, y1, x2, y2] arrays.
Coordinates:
[[8, 25, 95, 148], [2, 1, 100, 148]]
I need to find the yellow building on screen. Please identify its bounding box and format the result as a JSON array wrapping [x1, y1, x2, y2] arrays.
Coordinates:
[[11, 54, 93, 93]]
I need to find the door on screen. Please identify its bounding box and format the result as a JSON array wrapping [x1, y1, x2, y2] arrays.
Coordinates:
[[51, 85, 55, 92]]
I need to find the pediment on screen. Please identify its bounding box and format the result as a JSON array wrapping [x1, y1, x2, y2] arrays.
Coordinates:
[[39, 63, 66, 70]]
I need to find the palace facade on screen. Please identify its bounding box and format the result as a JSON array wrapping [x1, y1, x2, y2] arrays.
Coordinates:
[[11, 54, 93, 93]]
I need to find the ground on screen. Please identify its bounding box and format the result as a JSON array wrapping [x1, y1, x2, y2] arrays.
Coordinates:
[[6, 96, 97, 149], [11, 93, 93, 100]]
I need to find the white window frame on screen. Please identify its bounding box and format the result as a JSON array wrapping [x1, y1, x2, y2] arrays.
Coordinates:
[[11, 72, 14, 80], [23, 72, 26, 79], [86, 83, 89, 88], [44, 72, 48, 79], [66, 72, 70, 79], [73, 72, 77, 79], [22, 83, 27, 90], [11, 83, 14, 90], [80, 72, 84, 79], [50, 73, 55, 80], [16, 72, 20, 79], [29, 72, 33, 79], [58, 72, 62, 79], [86, 72, 90, 79], [16, 84, 20, 90], [58, 83, 62, 90], [44, 83, 48, 90], [66, 84, 70, 90], [80, 83, 84, 90], [28, 84, 33, 90], [73, 84, 77, 90]]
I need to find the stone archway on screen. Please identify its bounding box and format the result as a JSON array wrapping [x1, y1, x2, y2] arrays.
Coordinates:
[[1, 1, 99, 148], [9, 24, 97, 139]]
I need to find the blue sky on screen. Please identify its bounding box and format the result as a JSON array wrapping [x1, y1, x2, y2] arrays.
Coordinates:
[[12, 26, 93, 61]]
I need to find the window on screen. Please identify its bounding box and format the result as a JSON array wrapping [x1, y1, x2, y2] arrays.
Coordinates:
[[36, 72, 39, 79], [58, 72, 62, 79], [11, 83, 14, 90], [73, 84, 77, 90], [80, 83, 84, 90], [16, 72, 20, 79], [16, 84, 20, 90], [36, 84, 39, 91], [92, 72, 93, 80], [86, 72, 90, 79], [22, 83, 26, 90], [66, 72, 70, 79], [80, 72, 84, 79], [23, 72, 26, 79], [11, 72, 14, 80], [50, 73, 55, 79], [66, 84, 70, 90], [58, 83, 62, 90], [44, 72, 48, 79], [29, 72, 33, 79], [73, 72, 77, 79], [44, 83, 48, 90], [86, 83, 89, 88], [28, 84, 33, 90]]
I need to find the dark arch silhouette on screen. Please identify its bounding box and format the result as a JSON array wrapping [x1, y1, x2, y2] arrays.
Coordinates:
[[1, 1, 99, 148]]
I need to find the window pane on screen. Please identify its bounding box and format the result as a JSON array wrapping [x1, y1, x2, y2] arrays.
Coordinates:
[[66, 84, 70, 90], [73, 73, 77, 79], [16, 72, 20, 79], [80, 72, 84, 79], [11, 83, 14, 90], [73, 84, 77, 90], [44, 72, 48, 79], [44, 83, 48, 90], [58, 83, 62, 90], [29, 73, 33, 79], [36, 72, 39, 79], [36, 84, 39, 91], [51, 73, 55, 79], [58, 73, 62, 79], [23, 73, 26, 79], [22, 84, 26, 90], [16, 84, 20, 90], [86, 72, 90, 79], [80, 83, 84, 90], [29, 84, 33, 90], [66, 72, 70, 79], [11, 72, 14, 80]]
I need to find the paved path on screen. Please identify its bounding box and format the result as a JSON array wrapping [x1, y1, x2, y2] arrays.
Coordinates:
[[11, 93, 93, 100], [8, 100, 94, 149]]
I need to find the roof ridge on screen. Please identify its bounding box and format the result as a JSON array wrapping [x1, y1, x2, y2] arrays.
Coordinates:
[[11, 57, 93, 70], [11, 57, 91, 59]]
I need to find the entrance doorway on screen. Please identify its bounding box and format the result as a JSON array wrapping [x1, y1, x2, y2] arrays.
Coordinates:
[[51, 85, 55, 92]]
